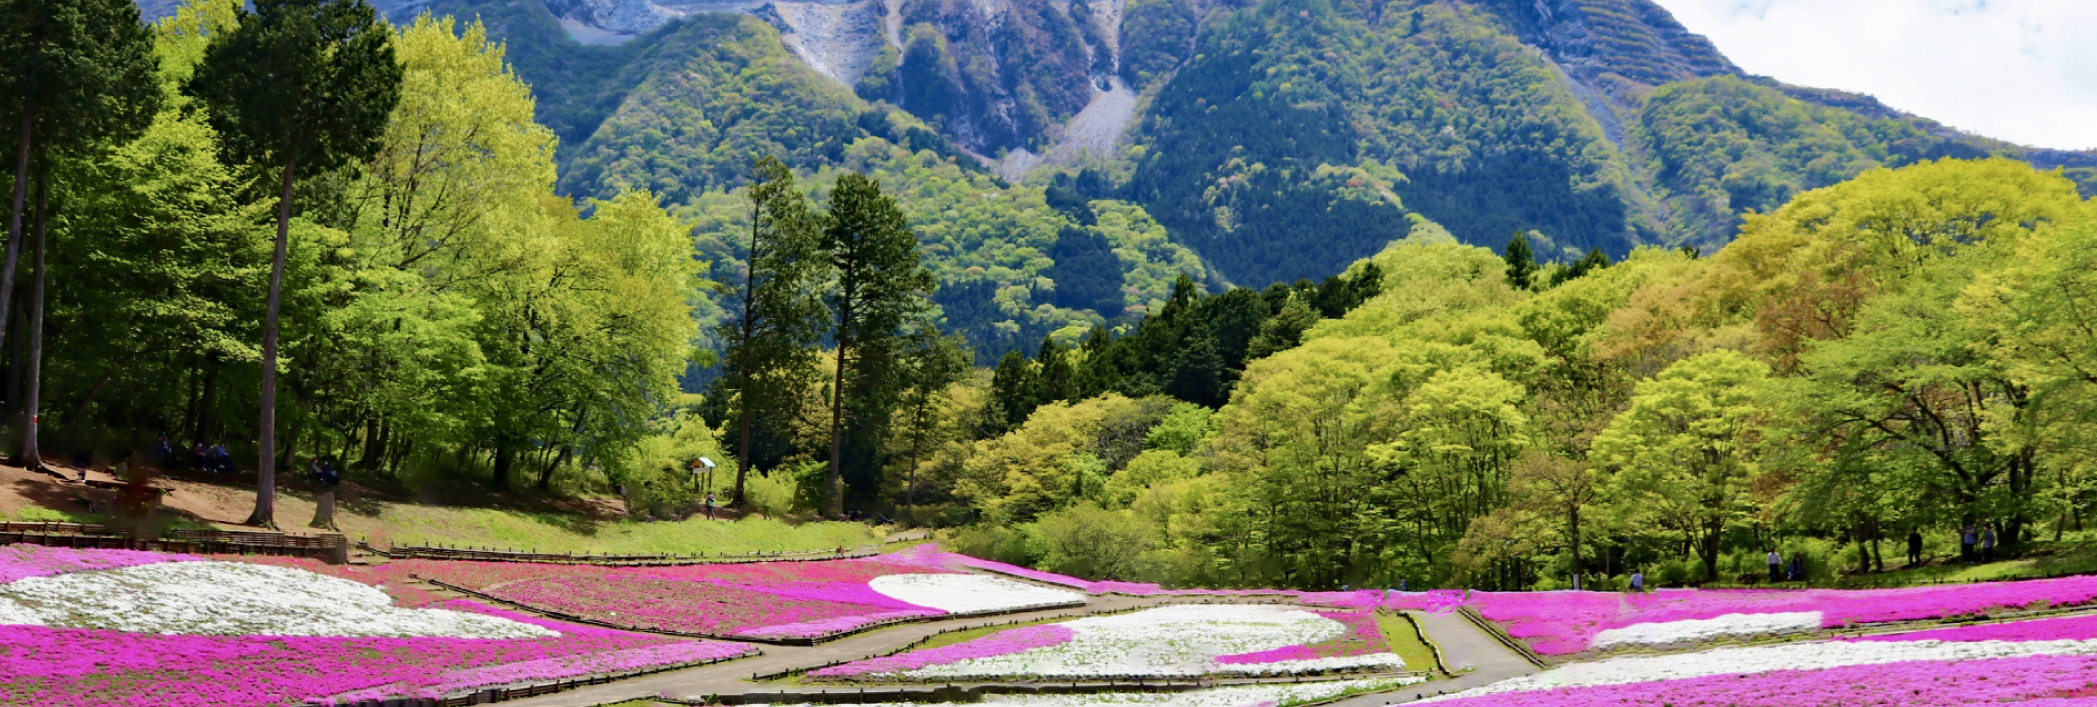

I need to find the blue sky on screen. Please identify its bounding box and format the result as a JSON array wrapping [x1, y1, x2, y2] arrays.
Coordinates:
[[1649, 0, 2097, 151]]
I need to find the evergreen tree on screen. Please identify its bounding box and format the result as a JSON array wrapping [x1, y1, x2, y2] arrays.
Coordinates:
[[1035, 335, 1076, 406], [818, 173, 932, 518], [0, 0, 159, 426], [1073, 325, 1118, 398], [1503, 232, 1537, 290], [718, 156, 828, 507], [1167, 321, 1224, 407], [988, 349, 1037, 434], [187, 0, 401, 526], [893, 322, 969, 521]]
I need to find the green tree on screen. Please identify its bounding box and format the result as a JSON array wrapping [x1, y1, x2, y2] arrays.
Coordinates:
[[818, 173, 932, 518], [186, 0, 401, 526], [1592, 350, 1771, 581], [1034, 334, 1076, 406], [719, 156, 828, 506], [892, 323, 970, 521], [0, 0, 160, 382], [1502, 232, 1537, 290], [988, 349, 1038, 434]]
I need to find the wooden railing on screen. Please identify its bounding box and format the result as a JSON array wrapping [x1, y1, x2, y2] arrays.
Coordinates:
[[0, 524, 348, 564], [381, 543, 880, 566]]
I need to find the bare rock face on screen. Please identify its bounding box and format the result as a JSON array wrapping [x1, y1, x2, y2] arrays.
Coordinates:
[[756, 0, 891, 85], [545, 0, 677, 34]]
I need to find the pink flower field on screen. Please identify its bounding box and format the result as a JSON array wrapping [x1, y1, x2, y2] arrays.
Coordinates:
[[1429, 653, 2097, 707], [1461, 576, 2097, 654], [0, 596, 752, 707], [401, 556, 989, 638], [809, 624, 1077, 678], [1216, 610, 1384, 664], [0, 545, 202, 582]]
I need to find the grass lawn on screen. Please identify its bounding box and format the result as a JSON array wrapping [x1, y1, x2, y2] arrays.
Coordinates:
[[353, 504, 883, 556], [1375, 611, 1441, 673], [1829, 534, 2097, 589]]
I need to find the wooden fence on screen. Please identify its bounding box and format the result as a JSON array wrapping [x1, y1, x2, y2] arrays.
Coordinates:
[[295, 652, 750, 707], [0, 525, 349, 564], [379, 543, 879, 566]]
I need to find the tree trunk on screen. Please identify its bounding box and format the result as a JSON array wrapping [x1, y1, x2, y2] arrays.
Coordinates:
[[5, 294, 23, 420], [732, 200, 762, 509], [826, 341, 848, 519], [491, 439, 513, 490], [310, 485, 336, 530], [1699, 523, 1721, 583], [20, 170, 48, 469], [247, 159, 297, 528], [192, 364, 218, 446], [0, 109, 33, 372]]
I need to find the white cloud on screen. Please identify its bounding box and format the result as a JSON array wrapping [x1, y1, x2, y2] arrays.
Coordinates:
[[1649, 0, 2097, 151]]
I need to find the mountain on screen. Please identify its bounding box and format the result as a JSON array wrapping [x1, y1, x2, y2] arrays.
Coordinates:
[[137, 0, 2097, 347]]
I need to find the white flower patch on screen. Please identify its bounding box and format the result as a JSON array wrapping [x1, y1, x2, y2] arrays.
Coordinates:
[[0, 595, 41, 625], [1590, 611, 1823, 649], [1425, 637, 2097, 700], [0, 561, 556, 638], [1212, 653, 1408, 675], [869, 573, 1086, 614], [747, 678, 1421, 707], [905, 604, 1357, 679]]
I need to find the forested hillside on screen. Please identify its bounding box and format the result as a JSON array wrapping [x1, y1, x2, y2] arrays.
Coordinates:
[[936, 158, 2097, 592]]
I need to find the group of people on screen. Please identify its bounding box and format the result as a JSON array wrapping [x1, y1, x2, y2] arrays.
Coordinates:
[[155, 435, 238, 475], [1958, 522, 2000, 564], [1765, 549, 1804, 583]]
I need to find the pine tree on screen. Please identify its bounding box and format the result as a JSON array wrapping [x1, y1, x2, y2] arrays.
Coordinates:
[[1034, 334, 1076, 405], [0, 0, 159, 431], [988, 349, 1037, 434], [187, 0, 401, 527], [719, 156, 828, 507], [1503, 232, 1537, 290], [818, 173, 931, 518]]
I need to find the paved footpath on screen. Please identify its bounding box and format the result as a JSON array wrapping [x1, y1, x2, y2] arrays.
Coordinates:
[[497, 598, 1540, 707], [1327, 611, 1541, 706], [502, 594, 1170, 707]]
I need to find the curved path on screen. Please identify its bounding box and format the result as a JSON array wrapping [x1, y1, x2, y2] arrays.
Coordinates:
[[491, 593, 1538, 707]]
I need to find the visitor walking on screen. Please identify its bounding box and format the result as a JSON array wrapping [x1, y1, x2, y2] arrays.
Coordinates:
[[1787, 555, 1802, 583], [705, 492, 716, 520], [1630, 569, 1644, 592], [1767, 548, 1783, 583], [1982, 524, 1998, 562], [1961, 523, 1978, 564], [1907, 528, 1924, 566]]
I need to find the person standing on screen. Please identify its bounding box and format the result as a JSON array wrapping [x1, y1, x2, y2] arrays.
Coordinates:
[[1630, 569, 1644, 592], [705, 492, 716, 520], [1982, 524, 1998, 563], [1767, 548, 1783, 583], [1907, 529, 1924, 566], [1958, 524, 1971, 563]]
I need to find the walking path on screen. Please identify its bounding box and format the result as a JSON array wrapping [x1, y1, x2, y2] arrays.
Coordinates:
[[493, 595, 1539, 707]]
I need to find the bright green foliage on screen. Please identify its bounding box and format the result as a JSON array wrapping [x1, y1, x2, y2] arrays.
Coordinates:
[[1143, 402, 1216, 455], [1592, 350, 1771, 581], [1636, 76, 2006, 247]]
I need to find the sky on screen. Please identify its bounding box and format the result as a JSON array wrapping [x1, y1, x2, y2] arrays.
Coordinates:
[[1648, 0, 2097, 151]]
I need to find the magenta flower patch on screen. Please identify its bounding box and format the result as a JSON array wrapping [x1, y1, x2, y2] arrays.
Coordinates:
[[1216, 611, 1383, 664], [0, 545, 199, 583], [1429, 653, 2097, 707], [0, 600, 753, 707]]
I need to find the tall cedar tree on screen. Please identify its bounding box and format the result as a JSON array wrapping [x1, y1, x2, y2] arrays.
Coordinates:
[[0, 0, 159, 423], [989, 349, 1036, 434], [819, 173, 931, 518], [188, 0, 400, 526], [719, 156, 827, 507], [1503, 232, 1537, 290], [894, 323, 969, 521], [1035, 335, 1075, 405]]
